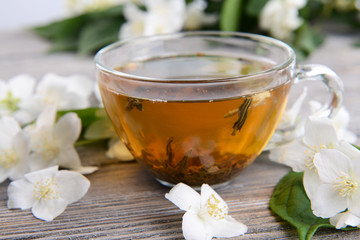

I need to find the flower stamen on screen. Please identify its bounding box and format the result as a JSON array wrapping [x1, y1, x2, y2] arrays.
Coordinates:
[[334, 172, 358, 197], [205, 194, 228, 220], [33, 131, 60, 160], [33, 177, 59, 201], [0, 91, 20, 112], [304, 144, 327, 170], [0, 149, 19, 169]]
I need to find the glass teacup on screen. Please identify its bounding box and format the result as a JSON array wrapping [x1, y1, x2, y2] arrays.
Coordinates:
[[95, 32, 343, 187]]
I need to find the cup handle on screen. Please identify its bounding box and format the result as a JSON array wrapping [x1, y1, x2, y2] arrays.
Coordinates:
[[265, 64, 344, 150], [295, 64, 344, 117]]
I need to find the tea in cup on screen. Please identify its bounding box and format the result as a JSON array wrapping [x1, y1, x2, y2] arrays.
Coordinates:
[[95, 32, 343, 187]]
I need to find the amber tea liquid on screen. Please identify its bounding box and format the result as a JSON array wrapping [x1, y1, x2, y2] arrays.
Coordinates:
[[98, 55, 291, 186]]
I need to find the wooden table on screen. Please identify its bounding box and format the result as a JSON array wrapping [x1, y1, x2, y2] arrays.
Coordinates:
[[0, 30, 359, 239]]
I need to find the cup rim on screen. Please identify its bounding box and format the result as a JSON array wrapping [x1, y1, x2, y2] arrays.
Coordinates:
[[94, 31, 295, 84]]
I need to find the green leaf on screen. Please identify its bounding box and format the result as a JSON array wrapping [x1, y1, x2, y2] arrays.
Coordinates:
[[33, 15, 88, 40], [78, 18, 122, 55], [270, 171, 333, 240], [245, 0, 268, 17], [292, 23, 324, 60], [84, 117, 116, 140], [57, 107, 105, 130], [32, 5, 125, 54], [220, 0, 243, 31], [58, 108, 114, 146], [354, 40, 360, 48]]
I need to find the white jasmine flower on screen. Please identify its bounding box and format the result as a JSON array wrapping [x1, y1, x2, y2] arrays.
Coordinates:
[[0, 74, 38, 125], [311, 149, 360, 218], [269, 116, 359, 198], [34, 73, 93, 111], [269, 116, 338, 171], [330, 211, 360, 229], [106, 138, 134, 161], [0, 117, 30, 183], [165, 183, 247, 240], [183, 0, 218, 30], [259, 0, 307, 41], [7, 165, 90, 221], [119, 2, 147, 39], [119, 0, 186, 40], [26, 105, 98, 174]]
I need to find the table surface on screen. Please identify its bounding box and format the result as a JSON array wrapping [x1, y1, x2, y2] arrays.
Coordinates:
[[0, 30, 360, 239]]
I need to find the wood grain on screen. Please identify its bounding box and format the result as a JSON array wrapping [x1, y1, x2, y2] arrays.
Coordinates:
[[0, 30, 359, 239]]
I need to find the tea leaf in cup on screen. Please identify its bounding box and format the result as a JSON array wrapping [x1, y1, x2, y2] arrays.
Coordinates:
[[126, 97, 143, 111], [232, 98, 252, 136]]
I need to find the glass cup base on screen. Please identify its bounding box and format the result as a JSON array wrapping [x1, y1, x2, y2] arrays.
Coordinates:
[[156, 178, 231, 190]]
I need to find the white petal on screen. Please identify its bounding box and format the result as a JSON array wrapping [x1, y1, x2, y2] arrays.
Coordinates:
[[106, 139, 134, 161], [54, 113, 81, 144], [74, 166, 99, 175], [17, 96, 44, 123], [303, 169, 320, 200], [304, 116, 338, 146], [8, 74, 36, 98], [123, 2, 146, 21], [28, 152, 57, 172], [311, 184, 347, 218], [8, 160, 30, 180], [0, 132, 12, 149], [314, 149, 351, 183], [55, 170, 90, 204], [8, 131, 30, 180], [330, 212, 347, 229], [200, 184, 228, 212], [343, 212, 360, 227], [348, 190, 360, 217], [205, 215, 247, 238], [32, 198, 68, 221], [66, 74, 93, 99], [36, 104, 57, 129], [37, 73, 63, 91], [330, 211, 360, 229], [165, 183, 201, 211], [0, 116, 21, 138], [337, 140, 360, 160], [25, 166, 59, 184], [57, 92, 89, 110], [12, 109, 37, 126], [56, 145, 82, 170], [12, 131, 30, 161], [7, 179, 35, 209], [279, 87, 307, 128], [275, 140, 310, 172], [182, 211, 208, 240]]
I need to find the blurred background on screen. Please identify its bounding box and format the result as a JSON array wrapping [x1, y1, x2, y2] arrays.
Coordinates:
[[0, 0, 66, 30]]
